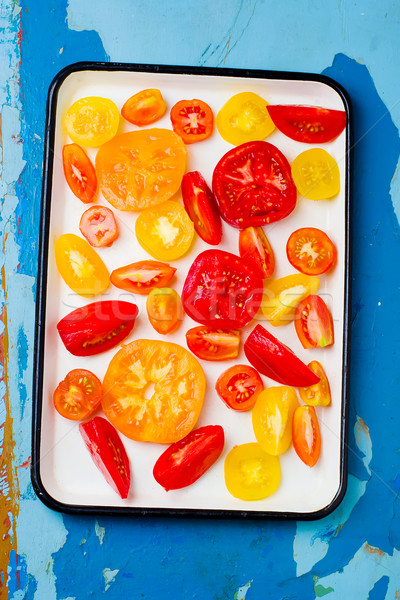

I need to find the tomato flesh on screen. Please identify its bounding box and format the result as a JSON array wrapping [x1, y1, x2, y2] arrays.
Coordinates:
[[186, 326, 240, 361], [64, 96, 120, 147], [299, 361, 331, 406], [252, 387, 299, 455], [110, 260, 176, 295], [146, 288, 182, 335], [53, 369, 102, 421], [216, 92, 275, 146], [291, 148, 340, 200], [267, 105, 346, 143], [239, 226, 275, 279], [224, 443, 281, 501], [170, 99, 213, 144], [292, 406, 321, 467], [295, 295, 334, 349], [216, 364, 263, 411], [287, 227, 336, 275], [262, 273, 320, 327], [181, 171, 222, 245], [62, 144, 97, 203], [79, 205, 119, 248], [121, 89, 166, 126]]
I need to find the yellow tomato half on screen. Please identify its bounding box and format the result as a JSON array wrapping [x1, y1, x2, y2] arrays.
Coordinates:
[[262, 273, 320, 326], [291, 148, 340, 200], [64, 97, 120, 147], [224, 443, 281, 501], [252, 386, 299, 455], [216, 92, 275, 146]]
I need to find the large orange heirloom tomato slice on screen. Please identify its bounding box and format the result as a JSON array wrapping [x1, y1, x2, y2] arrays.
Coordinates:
[[95, 129, 187, 211], [252, 386, 299, 455], [64, 97, 120, 147], [262, 273, 320, 327], [292, 406, 321, 467], [291, 148, 340, 200], [299, 361, 331, 406], [224, 443, 281, 501], [102, 340, 206, 444], [121, 89, 166, 126], [216, 92, 275, 146]]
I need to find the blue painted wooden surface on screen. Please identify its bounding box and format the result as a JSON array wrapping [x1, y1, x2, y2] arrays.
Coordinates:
[[1, 0, 400, 597]]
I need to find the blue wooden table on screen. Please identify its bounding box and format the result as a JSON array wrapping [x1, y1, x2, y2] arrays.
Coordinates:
[[1, 0, 400, 597]]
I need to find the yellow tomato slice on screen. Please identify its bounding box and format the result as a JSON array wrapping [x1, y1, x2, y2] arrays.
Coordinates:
[[262, 273, 320, 326], [146, 287, 183, 335], [64, 97, 120, 147], [216, 92, 275, 146], [291, 148, 340, 200], [224, 443, 281, 501], [54, 233, 109, 297], [135, 200, 195, 260], [252, 386, 299, 455]]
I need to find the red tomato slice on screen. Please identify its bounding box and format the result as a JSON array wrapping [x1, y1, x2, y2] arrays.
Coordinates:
[[170, 99, 213, 144], [295, 295, 334, 349], [186, 326, 240, 361], [212, 141, 297, 228], [110, 260, 176, 295], [153, 425, 224, 491], [79, 205, 119, 248], [79, 416, 130, 498], [292, 406, 321, 467], [53, 369, 102, 420], [62, 143, 97, 203], [244, 324, 320, 387], [286, 227, 336, 275], [266, 105, 347, 143], [239, 226, 275, 278], [181, 250, 263, 329], [181, 171, 222, 245], [215, 364, 263, 411], [57, 300, 138, 356]]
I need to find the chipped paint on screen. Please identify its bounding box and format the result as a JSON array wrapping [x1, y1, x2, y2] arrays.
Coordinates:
[[103, 568, 119, 592], [95, 521, 106, 545], [234, 580, 252, 599]]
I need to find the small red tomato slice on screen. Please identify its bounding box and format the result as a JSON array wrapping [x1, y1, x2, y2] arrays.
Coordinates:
[[292, 406, 321, 467], [53, 369, 102, 420], [153, 425, 224, 491], [239, 226, 275, 278], [186, 326, 240, 361], [244, 324, 320, 387], [79, 205, 119, 248], [266, 105, 347, 143], [299, 361, 331, 406], [286, 227, 336, 276], [216, 364, 263, 411], [79, 416, 130, 498], [121, 89, 166, 126], [62, 143, 97, 203], [295, 295, 334, 349], [110, 260, 176, 295], [170, 99, 213, 144], [57, 300, 138, 356], [181, 171, 222, 245]]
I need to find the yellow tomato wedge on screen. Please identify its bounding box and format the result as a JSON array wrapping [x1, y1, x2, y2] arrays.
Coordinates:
[[216, 92, 275, 145], [224, 443, 281, 501], [291, 148, 340, 200], [64, 97, 120, 147], [262, 273, 320, 326], [252, 386, 299, 455]]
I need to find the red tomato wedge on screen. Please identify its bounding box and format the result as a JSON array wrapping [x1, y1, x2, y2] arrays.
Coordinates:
[[79, 205, 119, 248], [121, 89, 166, 126], [286, 227, 336, 275], [181, 171, 222, 245], [212, 141, 297, 228], [239, 226, 275, 278], [244, 324, 320, 387], [216, 364, 263, 411], [53, 369, 102, 420], [153, 425, 224, 491], [57, 300, 138, 356], [266, 105, 347, 143], [181, 250, 263, 329], [295, 295, 334, 349], [292, 406, 321, 467], [79, 416, 130, 498], [170, 99, 213, 144], [62, 143, 97, 203], [186, 326, 240, 361], [110, 260, 176, 295]]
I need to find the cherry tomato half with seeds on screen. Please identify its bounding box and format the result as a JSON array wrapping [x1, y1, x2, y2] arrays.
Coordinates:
[[291, 148, 340, 200], [62, 144, 97, 203], [266, 105, 346, 144], [224, 443, 281, 501], [186, 326, 240, 361], [53, 369, 102, 421], [110, 260, 176, 295], [298, 361, 331, 407], [216, 364, 263, 411], [79, 205, 119, 248], [216, 92, 275, 146], [239, 226, 275, 279], [64, 97, 120, 148], [292, 406, 321, 467], [121, 89, 166, 126], [170, 99, 213, 144], [252, 386, 299, 455], [181, 171, 222, 245], [286, 227, 336, 275], [294, 295, 334, 349], [146, 288, 183, 335]]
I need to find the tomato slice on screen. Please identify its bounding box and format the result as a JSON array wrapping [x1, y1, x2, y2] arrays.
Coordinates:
[[295, 295, 334, 349], [110, 261, 176, 295], [286, 227, 336, 275], [262, 273, 320, 327], [238, 226, 275, 279], [170, 99, 213, 144], [181, 171, 222, 245], [292, 406, 321, 467], [215, 365, 263, 411], [186, 326, 240, 361], [244, 324, 320, 387], [266, 105, 346, 144], [153, 425, 224, 491], [182, 250, 263, 329], [102, 340, 206, 443], [53, 369, 102, 421], [79, 205, 119, 248], [291, 148, 340, 200], [121, 89, 166, 126], [299, 361, 331, 406], [252, 387, 299, 455], [212, 141, 297, 228], [135, 200, 194, 261], [216, 92, 275, 146], [64, 97, 120, 147], [79, 416, 130, 498], [146, 287, 182, 335], [57, 300, 138, 356], [224, 443, 281, 501], [62, 144, 97, 203]]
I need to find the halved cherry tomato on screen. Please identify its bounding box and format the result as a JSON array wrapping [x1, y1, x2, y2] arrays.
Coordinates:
[[295, 295, 334, 349], [286, 227, 336, 275], [170, 99, 213, 144], [64, 97, 120, 147], [186, 326, 240, 361], [53, 369, 102, 421], [54, 233, 109, 297], [79, 205, 119, 248], [135, 200, 194, 260], [291, 148, 340, 200], [110, 260, 176, 295], [266, 105, 346, 144], [212, 141, 297, 228], [292, 406, 321, 467], [239, 227, 275, 279], [262, 273, 320, 327], [57, 300, 138, 356], [299, 361, 331, 406], [79, 416, 130, 498], [95, 129, 186, 211], [244, 324, 320, 387], [182, 250, 263, 329], [102, 340, 206, 443], [181, 171, 222, 245], [252, 387, 299, 455], [62, 144, 97, 203], [215, 364, 263, 411], [153, 425, 224, 491], [224, 442, 281, 501], [146, 287, 182, 335], [216, 92, 275, 146], [121, 89, 166, 126]]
